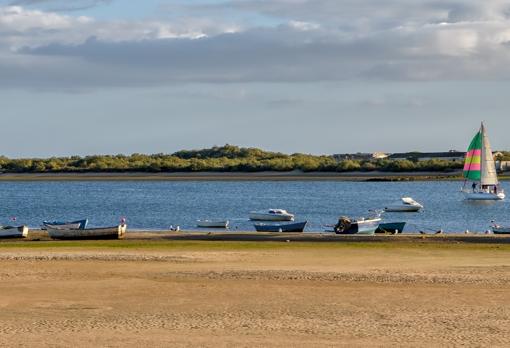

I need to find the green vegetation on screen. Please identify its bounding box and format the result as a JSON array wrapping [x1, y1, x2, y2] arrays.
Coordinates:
[[0, 239, 509, 251], [0, 145, 463, 173]]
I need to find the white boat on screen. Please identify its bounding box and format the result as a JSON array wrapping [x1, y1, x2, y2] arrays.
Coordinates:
[[196, 220, 229, 228], [0, 226, 29, 238], [249, 209, 294, 221], [491, 223, 510, 234], [47, 224, 127, 240], [462, 123, 505, 201], [384, 197, 423, 212]]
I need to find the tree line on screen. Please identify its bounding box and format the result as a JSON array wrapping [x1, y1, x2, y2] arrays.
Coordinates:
[[0, 145, 464, 173]]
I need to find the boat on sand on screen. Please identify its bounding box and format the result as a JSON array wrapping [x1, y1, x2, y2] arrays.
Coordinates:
[[375, 222, 406, 234], [47, 224, 127, 240], [491, 222, 510, 235], [249, 209, 294, 221], [254, 221, 307, 232], [0, 226, 29, 238], [42, 219, 88, 230], [328, 216, 381, 235]]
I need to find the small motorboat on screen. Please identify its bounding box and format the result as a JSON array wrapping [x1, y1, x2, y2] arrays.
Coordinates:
[[47, 224, 127, 240], [376, 222, 406, 234], [0, 226, 29, 238], [328, 216, 381, 235], [491, 223, 510, 235], [196, 220, 229, 228], [384, 197, 423, 212], [254, 221, 307, 232], [42, 219, 88, 230], [249, 209, 294, 221]]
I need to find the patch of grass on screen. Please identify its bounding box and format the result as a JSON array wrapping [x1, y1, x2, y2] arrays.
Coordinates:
[[0, 239, 509, 252]]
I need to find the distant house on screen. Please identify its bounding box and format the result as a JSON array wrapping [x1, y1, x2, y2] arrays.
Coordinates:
[[333, 152, 388, 161], [388, 151, 465, 162]]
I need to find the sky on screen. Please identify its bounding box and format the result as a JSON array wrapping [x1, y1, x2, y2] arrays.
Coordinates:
[[1, 0, 510, 157]]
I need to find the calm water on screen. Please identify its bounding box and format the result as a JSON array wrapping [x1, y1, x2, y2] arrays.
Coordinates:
[[0, 180, 508, 233]]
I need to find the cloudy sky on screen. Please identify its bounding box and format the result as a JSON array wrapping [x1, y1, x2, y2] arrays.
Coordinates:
[[1, 0, 510, 157]]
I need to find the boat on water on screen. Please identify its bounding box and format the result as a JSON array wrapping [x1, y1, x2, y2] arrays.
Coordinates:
[[249, 209, 294, 221], [42, 219, 88, 230], [196, 220, 229, 228], [329, 216, 381, 235], [254, 221, 307, 232], [462, 123, 505, 200], [46, 224, 127, 240], [384, 197, 423, 212], [0, 226, 29, 238], [375, 222, 406, 234]]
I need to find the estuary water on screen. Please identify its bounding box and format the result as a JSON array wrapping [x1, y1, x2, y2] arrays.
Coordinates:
[[0, 180, 508, 233]]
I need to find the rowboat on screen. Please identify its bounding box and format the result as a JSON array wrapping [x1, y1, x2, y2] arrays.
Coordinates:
[[249, 209, 294, 221], [462, 122, 505, 200], [42, 219, 88, 230], [0, 226, 29, 238], [196, 220, 229, 228], [47, 224, 127, 240], [331, 216, 381, 235], [375, 222, 406, 234], [384, 197, 423, 212], [491, 223, 510, 234], [254, 221, 307, 232]]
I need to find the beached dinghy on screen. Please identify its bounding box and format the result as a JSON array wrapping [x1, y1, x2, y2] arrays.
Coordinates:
[[0, 226, 29, 238], [249, 209, 294, 221], [42, 219, 88, 230], [47, 224, 127, 240], [328, 216, 381, 235], [491, 222, 510, 234], [376, 222, 406, 234], [254, 221, 307, 232], [462, 123, 505, 200], [196, 220, 229, 228], [384, 197, 423, 212]]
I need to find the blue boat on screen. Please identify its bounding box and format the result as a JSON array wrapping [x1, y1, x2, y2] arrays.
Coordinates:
[[42, 219, 88, 230], [376, 222, 406, 234], [254, 221, 307, 232]]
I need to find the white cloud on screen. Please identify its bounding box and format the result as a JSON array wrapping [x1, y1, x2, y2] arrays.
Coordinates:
[[2, 1, 510, 89]]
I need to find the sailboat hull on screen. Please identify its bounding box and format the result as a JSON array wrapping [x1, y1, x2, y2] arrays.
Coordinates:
[[464, 191, 505, 201]]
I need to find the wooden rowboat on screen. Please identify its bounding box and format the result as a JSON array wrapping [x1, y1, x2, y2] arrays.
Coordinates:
[[0, 226, 29, 238], [47, 224, 127, 240]]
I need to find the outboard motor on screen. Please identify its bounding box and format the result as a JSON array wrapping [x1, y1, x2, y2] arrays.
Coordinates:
[[334, 216, 352, 234]]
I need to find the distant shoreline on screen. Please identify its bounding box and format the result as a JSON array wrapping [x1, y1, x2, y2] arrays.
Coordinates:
[[0, 171, 468, 181]]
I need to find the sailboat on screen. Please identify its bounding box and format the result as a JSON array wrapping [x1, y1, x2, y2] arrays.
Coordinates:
[[462, 122, 505, 200]]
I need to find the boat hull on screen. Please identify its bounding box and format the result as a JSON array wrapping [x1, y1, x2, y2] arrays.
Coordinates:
[[197, 220, 229, 228], [376, 222, 406, 234], [0, 226, 29, 238], [492, 226, 510, 234], [335, 219, 381, 235], [43, 219, 88, 229], [47, 225, 127, 240], [464, 191, 505, 201], [384, 205, 421, 212], [254, 221, 307, 233], [249, 213, 294, 221]]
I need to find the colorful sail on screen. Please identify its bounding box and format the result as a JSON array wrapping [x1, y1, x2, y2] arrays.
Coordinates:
[[463, 130, 482, 181]]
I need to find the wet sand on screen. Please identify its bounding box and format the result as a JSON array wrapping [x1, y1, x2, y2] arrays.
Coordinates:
[[0, 239, 509, 347]]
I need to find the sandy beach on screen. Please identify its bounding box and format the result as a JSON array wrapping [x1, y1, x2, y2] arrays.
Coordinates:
[[0, 236, 509, 347]]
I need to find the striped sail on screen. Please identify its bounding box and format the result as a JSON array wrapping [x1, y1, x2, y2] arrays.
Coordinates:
[[463, 130, 482, 181]]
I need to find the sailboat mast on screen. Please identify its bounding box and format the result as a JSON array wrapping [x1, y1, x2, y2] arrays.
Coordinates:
[[480, 122, 485, 185]]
